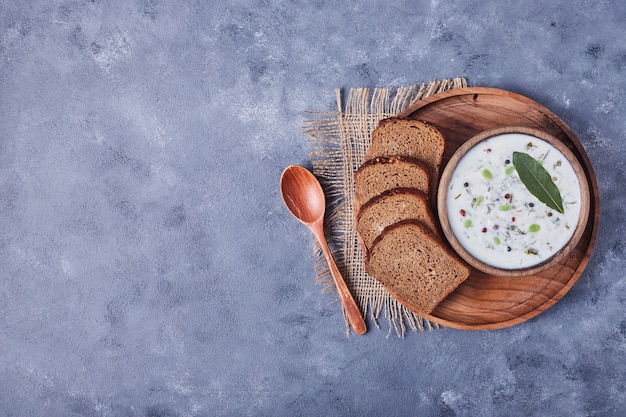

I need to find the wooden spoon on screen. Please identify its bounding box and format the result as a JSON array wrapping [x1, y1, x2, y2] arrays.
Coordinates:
[[280, 165, 367, 335]]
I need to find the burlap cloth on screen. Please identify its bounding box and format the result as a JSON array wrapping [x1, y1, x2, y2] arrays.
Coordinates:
[[303, 77, 467, 337]]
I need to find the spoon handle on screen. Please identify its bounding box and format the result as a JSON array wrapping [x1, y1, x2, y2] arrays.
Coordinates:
[[313, 227, 367, 335]]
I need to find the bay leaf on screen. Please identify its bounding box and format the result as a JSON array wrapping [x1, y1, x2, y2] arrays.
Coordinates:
[[512, 151, 564, 214]]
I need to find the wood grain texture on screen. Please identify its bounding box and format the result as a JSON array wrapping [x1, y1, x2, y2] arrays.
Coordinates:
[[398, 87, 600, 330]]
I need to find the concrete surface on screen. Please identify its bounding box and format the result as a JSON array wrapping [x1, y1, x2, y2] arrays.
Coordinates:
[[1, 0, 625, 416]]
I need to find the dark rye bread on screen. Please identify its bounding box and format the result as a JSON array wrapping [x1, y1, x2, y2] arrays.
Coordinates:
[[356, 188, 437, 250], [366, 220, 470, 315], [354, 156, 430, 205], [369, 118, 445, 199], [370, 118, 445, 173]]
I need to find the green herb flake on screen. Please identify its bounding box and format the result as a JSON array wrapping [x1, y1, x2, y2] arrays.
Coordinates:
[[482, 169, 493, 181], [512, 151, 565, 214], [473, 196, 484, 207], [464, 219, 473, 228], [493, 236, 501, 245], [528, 224, 541, 233], [499, 204, 510, 211], [505, 166, 515, 176]]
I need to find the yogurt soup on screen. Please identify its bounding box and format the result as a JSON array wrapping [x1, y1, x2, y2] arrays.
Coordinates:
[[446, 133, 582, 270]]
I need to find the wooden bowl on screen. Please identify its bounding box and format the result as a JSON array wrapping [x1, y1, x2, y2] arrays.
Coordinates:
[[400, 87, 599, 329], [437, 126, 591, 277]]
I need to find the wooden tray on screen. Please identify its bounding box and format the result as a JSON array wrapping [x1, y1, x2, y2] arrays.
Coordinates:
[[397, 87, 600, 330]]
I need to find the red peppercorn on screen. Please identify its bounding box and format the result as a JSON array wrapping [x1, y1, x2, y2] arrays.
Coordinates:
[[485, 148, 492, 153], [460, 209, 466, 217], [504, 193, 511, 199], [511, 217, 516, 222], [481, 227, 487, 233], [493, 224, 499, 230]]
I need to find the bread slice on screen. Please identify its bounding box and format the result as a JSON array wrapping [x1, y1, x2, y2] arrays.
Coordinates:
[[356, 188, 437, 250], [370, 118, 445, 173], [354, 156, 430, 205], [366, 219, 470, 315], [369, 118, 445, 198]]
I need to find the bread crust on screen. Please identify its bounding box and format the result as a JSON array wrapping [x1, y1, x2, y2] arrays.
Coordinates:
[[356, 154, 430, 171]]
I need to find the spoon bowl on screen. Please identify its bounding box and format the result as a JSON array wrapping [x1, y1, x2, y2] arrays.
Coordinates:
[[280, 166, 326, 225], [280, 165, 366, 335]]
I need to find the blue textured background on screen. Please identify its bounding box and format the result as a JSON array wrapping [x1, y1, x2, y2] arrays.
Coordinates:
[[1, 1, 625, 416]]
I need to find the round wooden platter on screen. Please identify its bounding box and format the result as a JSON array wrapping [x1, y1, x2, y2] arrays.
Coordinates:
[[397, 87, 600, 330]]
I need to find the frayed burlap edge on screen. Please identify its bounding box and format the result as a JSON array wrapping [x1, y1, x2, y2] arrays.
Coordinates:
[[303, 78, 467, 337]]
